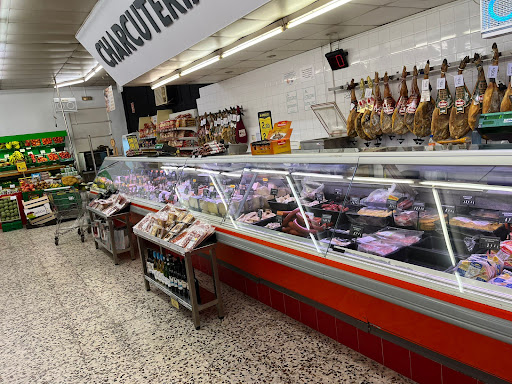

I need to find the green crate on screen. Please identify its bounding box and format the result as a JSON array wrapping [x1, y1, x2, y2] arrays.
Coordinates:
[[2, 220, 23, 232], [22, 190, 44, 201]]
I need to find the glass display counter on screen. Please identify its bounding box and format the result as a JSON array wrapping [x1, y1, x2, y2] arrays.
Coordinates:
[[92, 152, 512, 340]]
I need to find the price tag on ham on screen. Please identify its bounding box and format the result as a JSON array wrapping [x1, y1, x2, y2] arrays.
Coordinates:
[[349, 224, 364, 238], [479, 236, 500, 251], [488, 65, 499, 79], [437, 78, 446, 90], [460, 195, 475, 206], [364, 89, 372, 99], [422, 79, 430, 91], [321, 214, 332, 225], [453, 75, 464, 88]]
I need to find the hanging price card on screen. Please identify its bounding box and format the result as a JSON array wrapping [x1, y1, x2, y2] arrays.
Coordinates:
[[349, 224, 365, 237], [460, 195, 476, 206], [508, 63, 512, 77], [453, 75, 464, 88], [488, 65, 499, 79], [422, 79, 430, 91], [364, 88, 372, 98], [479, 236, 500, 251], [321, 214, 332, 224], [437, 78, 446, 90]]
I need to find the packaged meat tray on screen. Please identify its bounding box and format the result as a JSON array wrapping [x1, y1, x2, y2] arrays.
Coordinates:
[[393, 210, 418, 228], [357, 236, 401, 257], [307, 201, 349, 226], [346, 207, 392, 227], [356, 227, 423, 259], [418, 210, 446, 231], [444, 216, 509, 241]]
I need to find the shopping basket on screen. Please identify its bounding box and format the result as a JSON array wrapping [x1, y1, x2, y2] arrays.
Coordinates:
[[44, 186, 88, 245]]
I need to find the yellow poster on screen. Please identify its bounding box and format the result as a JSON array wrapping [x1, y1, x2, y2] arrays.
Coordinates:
[[16, 162, 27, 172], [258, 111, 273, 140]]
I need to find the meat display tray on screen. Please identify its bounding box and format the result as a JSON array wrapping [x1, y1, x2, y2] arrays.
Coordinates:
[[306, 202, 346, 225], [268, 200, 298, 213], [438, 221, 509, 242], [346, 209, 393, 227]]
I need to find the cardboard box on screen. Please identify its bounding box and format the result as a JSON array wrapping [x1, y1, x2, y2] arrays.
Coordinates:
[[22, 196, 52, 220], [251, 121, 292, 155]]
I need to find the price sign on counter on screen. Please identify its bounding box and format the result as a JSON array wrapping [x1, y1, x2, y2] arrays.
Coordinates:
[[479, 236, 501, 251], [257, 111, 273, 140], [334, 189, 343, 202], [315, 193, 324, 202], [257, 209, 263, 219], [270, 188, 278, 196], [350, 196, 360, 206], [202, 189, 210, 198], [443, 205, 456, 214], [460, 195, 476, 206], [499, 212, 512, 224], [16, 162, 27, 172], [386, 195, 402, 210], [349, 224, 365, 237], [210, 190, 217, 199], [276, 215, 283, 224], [413, 202, 425, 212], [321, 214, 332, 225]]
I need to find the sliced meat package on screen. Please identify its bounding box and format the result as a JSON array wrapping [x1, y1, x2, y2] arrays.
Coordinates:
[[380, 72, 396, 134], [369, 72, 383, 138], [431, 59, 452, 141], [449, 56, 472, 139], [355, 78, 372, 140], [346, 79, 358, 138], [392, 67, 409, 135], [405, 65, 420, 133], [362, 75, 377, 139], [483, 43, 500, 114], [468, 53, 487, 130], [413, 61, 435, 137]]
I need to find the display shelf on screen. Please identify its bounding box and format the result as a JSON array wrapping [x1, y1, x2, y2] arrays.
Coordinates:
[[177, 146, 199, 151], [2, 143, 66, 155], [139, 136, 157, 140], [0, 164, 63, 180], [0, 130, 67, 143]]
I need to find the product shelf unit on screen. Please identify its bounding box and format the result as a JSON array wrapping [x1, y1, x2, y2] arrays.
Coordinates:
[[134, 228, 224, 329], [87, 206, 135, 264]]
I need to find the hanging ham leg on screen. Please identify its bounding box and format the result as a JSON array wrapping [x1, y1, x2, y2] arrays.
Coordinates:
[[501, 78, 512, 112], [355, 78, 372, 140], [380, 72, 395, 134], [431, 59, 452, 141], [362, 75, 377, 139], [468, 53, 487, 130], [346, 79, 358, 138], [405, 66, 420, 132], [413, 61, 435, 137], [369, 72, 383, 138], [449, 56, 471, 139], [392, 67, 409, 135], [483, 43, 500, 114]]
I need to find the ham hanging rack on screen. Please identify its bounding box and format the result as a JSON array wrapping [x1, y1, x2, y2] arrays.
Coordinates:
[[328, 50, 511, 92]]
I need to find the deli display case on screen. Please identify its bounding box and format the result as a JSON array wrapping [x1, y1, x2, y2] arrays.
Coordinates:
[[91, 152, 512, 347]]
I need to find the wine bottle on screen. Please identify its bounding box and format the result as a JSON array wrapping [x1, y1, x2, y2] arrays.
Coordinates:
[[146, 249, 154, 279]]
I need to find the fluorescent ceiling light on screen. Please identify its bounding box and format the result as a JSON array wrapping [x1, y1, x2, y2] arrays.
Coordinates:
[[181, 55, 220, 76], [151, 73, 180, 90], [247, 168, 289, 175], [222, 27, 283, 58], [352, 176, 415, 185], [292, 172, 344, 180], [55, 79, 85, 88], [197, 169, 220, 175], [288, 0, 352, 28], [85, 64, 103, 82], [420, 181, 512, 192], [222, 172, 242, 178]]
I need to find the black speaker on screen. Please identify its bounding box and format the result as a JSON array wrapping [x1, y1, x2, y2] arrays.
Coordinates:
[[325, 49, 349, 71]]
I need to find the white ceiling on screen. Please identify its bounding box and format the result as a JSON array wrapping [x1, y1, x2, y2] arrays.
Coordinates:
[[0, 0, 456, 90]]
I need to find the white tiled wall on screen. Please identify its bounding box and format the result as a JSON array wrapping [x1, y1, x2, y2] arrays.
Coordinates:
[[196, 0, 512, 147]]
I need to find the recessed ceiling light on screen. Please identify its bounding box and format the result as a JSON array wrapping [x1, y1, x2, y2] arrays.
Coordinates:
[[267, 54, 277, 58]]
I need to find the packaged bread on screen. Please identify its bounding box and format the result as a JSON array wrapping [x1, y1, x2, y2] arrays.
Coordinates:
[[456, 255, 500, 282]]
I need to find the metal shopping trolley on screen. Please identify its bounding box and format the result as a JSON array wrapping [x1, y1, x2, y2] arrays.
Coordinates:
[[45, 186, 88, 245]]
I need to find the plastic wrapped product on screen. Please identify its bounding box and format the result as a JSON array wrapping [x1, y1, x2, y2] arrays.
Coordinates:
[[357, 236, 400, 257], [489, 272, 512, 288], [394, 210, 418, 227], [456, 255, 500, 282]]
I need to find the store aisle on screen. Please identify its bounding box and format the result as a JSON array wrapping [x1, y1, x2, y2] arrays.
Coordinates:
[[0, 226, 415, 384]]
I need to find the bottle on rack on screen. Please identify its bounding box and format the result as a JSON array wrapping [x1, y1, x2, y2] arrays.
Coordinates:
[[179, 259, 189, 300], [164, 256, 170, 288], [194, 271, 201, 304], [146, 249, 154, 279], [171, 257, 178, 294]]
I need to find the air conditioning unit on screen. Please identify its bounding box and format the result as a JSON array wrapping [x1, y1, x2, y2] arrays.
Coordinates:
[[54, 98, 78, 112], [481, 0, 512, 38], [154, 86, 168, 106]]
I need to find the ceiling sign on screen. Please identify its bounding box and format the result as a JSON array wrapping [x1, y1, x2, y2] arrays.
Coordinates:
[[481, 0, 512, 38], [76, 0, 269, 85]]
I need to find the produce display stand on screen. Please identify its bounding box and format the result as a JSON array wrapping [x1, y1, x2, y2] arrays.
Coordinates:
[[134, 228, 224, 330], [87, 206, 135, 264]]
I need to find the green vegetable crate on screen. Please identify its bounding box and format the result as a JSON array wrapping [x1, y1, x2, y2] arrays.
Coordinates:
[[0, 196, 21, 225], [2, 220, 23, 232]]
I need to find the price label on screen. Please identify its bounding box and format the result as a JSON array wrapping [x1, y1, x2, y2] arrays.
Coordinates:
[[50, 148, 56, 153], [386, 195, 401, 210], [193, 186, 199, 195], [420, 90, 431, 102], [210, 190, 217, 198], [270, 188, 278, 196], [315, 193, 323, 202], [453, 74, 464, 88], [488, 65, 499, 79], [9, 184, 15, 189], [443, 205, 456, 214], [460, 195, 476, 206], [20, 149, 25, 153], [240, 188, 246, 196], [334, 188, 343, 202], [479, 236, 501, 251], [226, 188, 234, 199], [4, 154, 9, 159], [16, 162, 27, 172], [437, 78, 446, 90], [276, 215, 283, 224], [422, 79, 430, 91], [350, 196, 360, 206], [202, 189, 210, 198], [26, 147, 31, 150], [349, 224, 365, 237], [499, 212, 512, 223], [237, 115, 241, 122], [508, 63, 512, 77], [40, 150, 46, 154], [364, 88, 372, 98], [10, 196, 16, 201], [200, 118, 206, 126], [223, 117, 228, 125], [321, 214, 332, 224], [171, 298, 179, 309], [257, 209, 263, 219], [412, 202, 425, 212]]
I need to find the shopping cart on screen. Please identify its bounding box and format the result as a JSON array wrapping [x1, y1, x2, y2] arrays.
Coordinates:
[[44, 186, 88, 245]]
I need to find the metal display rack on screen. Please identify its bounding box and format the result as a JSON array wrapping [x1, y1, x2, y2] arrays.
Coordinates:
[[87, 206, 135, 264], [134, 228, 224, 329]]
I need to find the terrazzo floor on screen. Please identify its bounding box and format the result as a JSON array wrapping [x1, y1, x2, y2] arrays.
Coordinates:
[[0, 225, 416, 384]]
